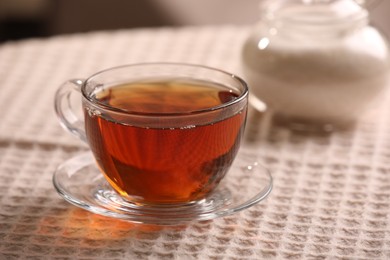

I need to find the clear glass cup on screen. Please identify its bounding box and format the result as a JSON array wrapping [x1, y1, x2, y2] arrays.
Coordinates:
[[55, 63, 249, 205]]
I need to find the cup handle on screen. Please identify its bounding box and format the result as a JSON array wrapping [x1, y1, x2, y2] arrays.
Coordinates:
[[54, 79, 87, 143]]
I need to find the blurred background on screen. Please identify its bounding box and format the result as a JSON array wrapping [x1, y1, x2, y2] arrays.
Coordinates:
[[0, 0, 389, 42]]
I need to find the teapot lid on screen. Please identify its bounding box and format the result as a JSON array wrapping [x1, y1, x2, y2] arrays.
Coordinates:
[[261, 0, 369, 25]]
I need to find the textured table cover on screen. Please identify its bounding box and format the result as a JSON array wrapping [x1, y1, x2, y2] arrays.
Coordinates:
[[1, 26, 390, 259]]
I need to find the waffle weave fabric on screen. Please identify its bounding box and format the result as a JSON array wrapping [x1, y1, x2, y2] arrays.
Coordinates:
[[1, 26, 390, 259]]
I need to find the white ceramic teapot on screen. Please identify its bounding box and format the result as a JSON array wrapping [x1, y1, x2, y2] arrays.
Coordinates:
[[242, 0, 390, 131]]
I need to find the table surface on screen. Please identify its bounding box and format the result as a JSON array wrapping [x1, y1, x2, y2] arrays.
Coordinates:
[[1, 26, 390, 260]]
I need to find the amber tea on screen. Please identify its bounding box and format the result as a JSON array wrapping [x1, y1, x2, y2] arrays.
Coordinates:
[[84, 80, 247, 204]]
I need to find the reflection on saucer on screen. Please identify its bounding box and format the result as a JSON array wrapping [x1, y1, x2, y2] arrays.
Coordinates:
[[53, 152, 272, 225]]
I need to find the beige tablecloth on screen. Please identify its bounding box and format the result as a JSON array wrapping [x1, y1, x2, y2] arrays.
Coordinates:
[[1, 26, 390, 259]]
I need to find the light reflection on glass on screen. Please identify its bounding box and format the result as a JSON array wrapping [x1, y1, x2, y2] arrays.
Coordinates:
[[257, 37, 270, 50]]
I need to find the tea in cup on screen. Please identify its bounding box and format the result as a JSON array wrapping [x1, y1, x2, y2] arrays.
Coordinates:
[[55, 63, 248, 205]]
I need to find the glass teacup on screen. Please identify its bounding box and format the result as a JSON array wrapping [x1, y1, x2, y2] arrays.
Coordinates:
[[55, 63, 249, 205]]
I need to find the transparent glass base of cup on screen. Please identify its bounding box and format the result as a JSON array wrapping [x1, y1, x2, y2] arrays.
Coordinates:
[[53, 152, 272, 225]]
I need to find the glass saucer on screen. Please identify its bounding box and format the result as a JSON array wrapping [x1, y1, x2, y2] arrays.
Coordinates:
[[53, 152, 272, 225]]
